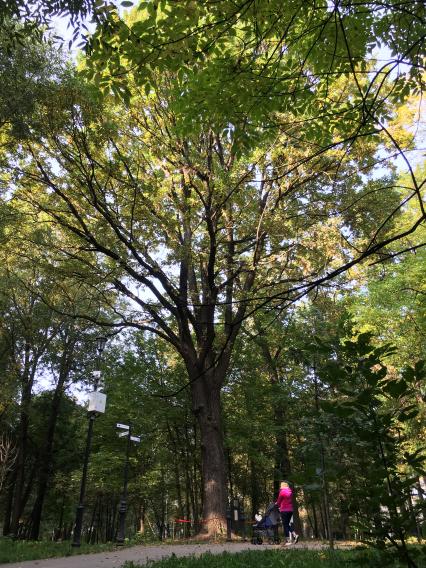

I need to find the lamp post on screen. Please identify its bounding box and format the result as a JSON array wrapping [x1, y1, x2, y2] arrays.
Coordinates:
[[72, 336, 108, 548], [116, 423, 140, 545]]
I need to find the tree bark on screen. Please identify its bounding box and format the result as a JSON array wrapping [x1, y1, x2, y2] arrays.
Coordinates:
[[169, 424, 184, 519], [249, 457, 261, 519], [10, 357, 35, 536], [190, 372, 227, 536], [2, 468, 15, 535], [29, 377, 66, 538]]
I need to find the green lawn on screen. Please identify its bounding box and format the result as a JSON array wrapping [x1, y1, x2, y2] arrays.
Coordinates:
[[0, 538, 124, 564], [123, 548, 426, 568]]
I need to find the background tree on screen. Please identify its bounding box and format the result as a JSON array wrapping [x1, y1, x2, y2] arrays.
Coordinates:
[[348, 162, 426, 367], [0, 0, 117, 50], [318, 331, 425, 567]]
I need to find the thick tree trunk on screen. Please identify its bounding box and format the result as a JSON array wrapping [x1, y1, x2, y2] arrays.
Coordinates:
[[191, 374, 227, 536]]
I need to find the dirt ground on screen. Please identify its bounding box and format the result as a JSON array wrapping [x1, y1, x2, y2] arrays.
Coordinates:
[[0, 540, 339, 568]]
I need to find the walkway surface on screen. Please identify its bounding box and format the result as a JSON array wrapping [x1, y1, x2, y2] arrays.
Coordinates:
[[1, 541, 328, 568]]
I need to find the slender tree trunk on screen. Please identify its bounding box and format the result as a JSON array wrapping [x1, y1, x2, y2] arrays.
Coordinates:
[[227, 448, 234, 501], [29, 365, 68, 540], [249, 457, 261, 519], [169, 425, 184, 518], [184, 471, 192, 537], [0, 432, 17, 496], [112, 497, 118, 541], [56, 497, 65, 541], [273, 407, 291, 493], [182, 420, 196, 532], [319, 500, 327, 540], [258, 341, 302, 535], [97, 496, 103, 544], [3, 469, 15, 535], [313, 370, 333, 548], [182, 423, 195, 535], [88, 495, 98, 544], [192, 421, 201, 524], [138, 502, 145, 534], [418, 477, 425, 500], [407, 488, 422, 543], [11, 370, 33, 536], [310, 500, 319, 538]]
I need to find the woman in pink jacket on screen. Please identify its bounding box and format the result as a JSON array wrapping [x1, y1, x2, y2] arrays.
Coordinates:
[[276, 480, 299, 545]]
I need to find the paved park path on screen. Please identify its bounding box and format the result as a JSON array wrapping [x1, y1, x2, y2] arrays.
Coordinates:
[[1, 541, 328, 568]]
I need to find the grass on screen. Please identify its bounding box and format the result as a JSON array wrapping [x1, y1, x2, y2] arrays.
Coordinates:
[[1, 540, 425, 567], [0, 537, 126, 564], [122, 547, 426, 568]]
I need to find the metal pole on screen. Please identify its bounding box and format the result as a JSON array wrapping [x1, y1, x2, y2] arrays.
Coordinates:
[[116, 424, 131, 545], [72, 338, 106, 548], [72, 412, 95, 547], [226, 503, 232, 541]]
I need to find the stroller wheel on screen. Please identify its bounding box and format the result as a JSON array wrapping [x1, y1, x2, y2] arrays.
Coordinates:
[[257, 537, 263, 544]]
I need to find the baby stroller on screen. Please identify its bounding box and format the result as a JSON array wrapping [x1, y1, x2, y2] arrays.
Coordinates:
[[251, 502, 281, 544]]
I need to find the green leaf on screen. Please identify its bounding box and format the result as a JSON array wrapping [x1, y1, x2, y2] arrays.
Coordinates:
[[383, 379, 408, 399], [414, 360, 425, 379], [398, 409, 418, 422]]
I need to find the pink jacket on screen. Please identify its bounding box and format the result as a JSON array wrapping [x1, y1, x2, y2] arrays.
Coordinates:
[[276, 486, 293, 512]]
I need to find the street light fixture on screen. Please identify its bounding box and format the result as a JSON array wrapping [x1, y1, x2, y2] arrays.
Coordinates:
[[116, 423, 141, 545], [71, 336, 108, 548]]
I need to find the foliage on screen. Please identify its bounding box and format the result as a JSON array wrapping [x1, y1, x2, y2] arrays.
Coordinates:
[[0, 32, 66, 139], [348, 162, 426, 367], [0, 0, 116, 50], [350, 248, 426, 365], [316, 331, 425, 566], [86, 1, 425, 110]]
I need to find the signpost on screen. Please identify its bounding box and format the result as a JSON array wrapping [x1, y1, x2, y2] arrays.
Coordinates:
[[116, 422, 141, 545]]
